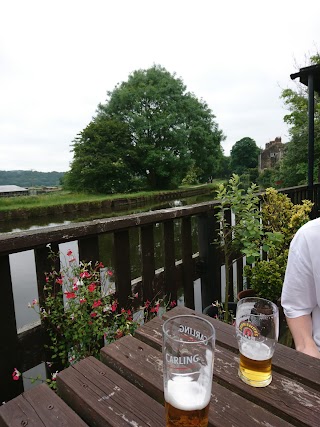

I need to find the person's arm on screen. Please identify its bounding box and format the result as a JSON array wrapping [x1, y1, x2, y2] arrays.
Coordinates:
[[286, 314, 320, 358]]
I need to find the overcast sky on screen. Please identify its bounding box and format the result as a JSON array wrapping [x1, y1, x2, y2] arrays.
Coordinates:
[[1, 0, 319, 172]]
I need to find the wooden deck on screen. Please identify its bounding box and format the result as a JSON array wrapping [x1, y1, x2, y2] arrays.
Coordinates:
[[1, 306, 319, 427]]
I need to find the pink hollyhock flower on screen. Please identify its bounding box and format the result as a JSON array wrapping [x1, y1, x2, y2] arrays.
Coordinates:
[[45, 276, 49, 283], [92, 300, 102, 308], [56, 278, 63, 285], [96, 262, 104, 269], [88, 283, 96, 292], [32, 298, 38, 305], [170, 300, 177, 308], [67, 250, 73, 256], [107, 270, 113, 276], [111, 301, 118, 312], [73, 284, 78, 291], [90, 312, 97, 318], [12, 368, 21, 381], [65, 292, 76, 299], [80, 298, 86, 304]]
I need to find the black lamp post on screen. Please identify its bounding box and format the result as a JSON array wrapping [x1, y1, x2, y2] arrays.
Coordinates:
[[290, 64, 320, 204]]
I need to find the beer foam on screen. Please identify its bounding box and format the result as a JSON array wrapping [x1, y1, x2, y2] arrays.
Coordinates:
[[240, 340, 272, 361], [165, 376, 211, 411]]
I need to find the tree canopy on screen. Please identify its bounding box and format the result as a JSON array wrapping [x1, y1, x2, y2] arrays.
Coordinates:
[[279, 54, 320, 186], [65, 65, 225, 193], [230, 137, 260, 176], [64, 119, 134, 193]]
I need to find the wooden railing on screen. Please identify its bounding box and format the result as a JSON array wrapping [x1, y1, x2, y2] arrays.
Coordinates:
[[0, 183, 319, 402]]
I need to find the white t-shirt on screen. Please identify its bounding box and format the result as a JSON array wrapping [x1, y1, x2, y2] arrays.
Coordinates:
[[281, 218, 320, 351]]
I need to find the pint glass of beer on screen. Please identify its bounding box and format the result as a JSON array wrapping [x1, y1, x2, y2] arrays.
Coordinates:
[[162, 315, 215, 427], [236, 297, 279, 387]]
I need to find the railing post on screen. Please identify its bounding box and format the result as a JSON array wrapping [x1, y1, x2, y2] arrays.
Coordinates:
[[163, 220, 177, 302], [114, 230, 132, 309], [197, 212, 222, 310], [141, 225, 155, 303], [0, 254, 24, 402], [181, 217, 194, 309]]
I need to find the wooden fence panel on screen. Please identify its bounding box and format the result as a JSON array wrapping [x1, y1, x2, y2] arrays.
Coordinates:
[[113, 230, 132, 308], [163, 220, 177, 302], [78, 236, 100, 264], [181, 217, 194, 309], [141, 225, 155, 303]]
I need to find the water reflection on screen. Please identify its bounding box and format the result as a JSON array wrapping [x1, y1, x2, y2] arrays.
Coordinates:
[[0, 193, 214, 234]]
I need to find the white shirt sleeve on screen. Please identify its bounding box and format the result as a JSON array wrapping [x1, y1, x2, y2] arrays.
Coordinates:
[[281, 231, 317, 318]]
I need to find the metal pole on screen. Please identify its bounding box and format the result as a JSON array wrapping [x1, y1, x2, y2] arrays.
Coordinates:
[[308, 73, 315, 203]]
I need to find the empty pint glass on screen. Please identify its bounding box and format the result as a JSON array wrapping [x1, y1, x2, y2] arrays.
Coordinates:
[[236, 297, 279, 387], [162, 315, 215, 427]]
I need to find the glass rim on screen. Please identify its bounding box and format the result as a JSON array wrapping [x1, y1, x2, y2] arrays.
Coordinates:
[[237, 297, 279, 316], [162, 314, 215, 344]]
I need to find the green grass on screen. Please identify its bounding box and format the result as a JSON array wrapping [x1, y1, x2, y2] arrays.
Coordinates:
[[0, 182, 222, 212]]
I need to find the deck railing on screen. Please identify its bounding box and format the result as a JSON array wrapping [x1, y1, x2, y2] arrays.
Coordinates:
[[0, 183, 319, 402]]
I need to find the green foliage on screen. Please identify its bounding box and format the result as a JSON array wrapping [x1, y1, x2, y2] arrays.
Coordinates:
[[215, 174, 263, 321], [215, 176, 313, 314], [279, 53, 320, 186], [182, 164, 201, 185], [261, 187, 313, 253], [215, 174, 263, 265], [65, 118, 135, 194], [244, 254, 288, 302], [245, 188, 313, 301], [257, 167, 282, 190], [68, 65, 225, 193], [220, 155, 232, 178], [230, 137, 261, 177]]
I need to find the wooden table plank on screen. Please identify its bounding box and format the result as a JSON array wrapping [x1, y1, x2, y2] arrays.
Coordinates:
[[0, 383, 88, 427], [57, 356, 164, 427], [101, 335, 293, 427]]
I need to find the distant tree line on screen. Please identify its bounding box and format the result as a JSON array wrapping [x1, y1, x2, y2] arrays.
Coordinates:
[[0, 170, 65, 187]]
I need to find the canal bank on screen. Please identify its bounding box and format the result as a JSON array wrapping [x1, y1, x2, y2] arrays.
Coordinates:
[[0, 185, 217, 222]]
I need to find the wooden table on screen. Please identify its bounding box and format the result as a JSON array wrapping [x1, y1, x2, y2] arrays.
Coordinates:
[[1, 306, 320, 426]]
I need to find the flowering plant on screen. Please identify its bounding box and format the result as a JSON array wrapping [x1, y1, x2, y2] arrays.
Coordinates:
[[25, 247, 175, 387]]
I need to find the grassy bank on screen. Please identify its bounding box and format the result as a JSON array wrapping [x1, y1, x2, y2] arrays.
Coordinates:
[[0, 182, 222, 212]]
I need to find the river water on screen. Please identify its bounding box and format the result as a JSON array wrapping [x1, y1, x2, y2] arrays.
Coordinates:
[[4, 193, 213, 330]]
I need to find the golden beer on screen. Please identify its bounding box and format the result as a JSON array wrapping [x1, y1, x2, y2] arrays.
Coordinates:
[[165, 401, 209, 427], [238, 340, 272, 387], [165, 378, 211, 427]]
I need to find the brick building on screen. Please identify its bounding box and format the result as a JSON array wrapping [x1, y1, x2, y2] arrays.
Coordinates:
[[259, 137, 285, 171]]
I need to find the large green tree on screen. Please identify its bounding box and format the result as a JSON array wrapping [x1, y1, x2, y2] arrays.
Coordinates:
[[280, 54, 320, 186], [95, 65, 224, 190], [230, 137, 261, 176]]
